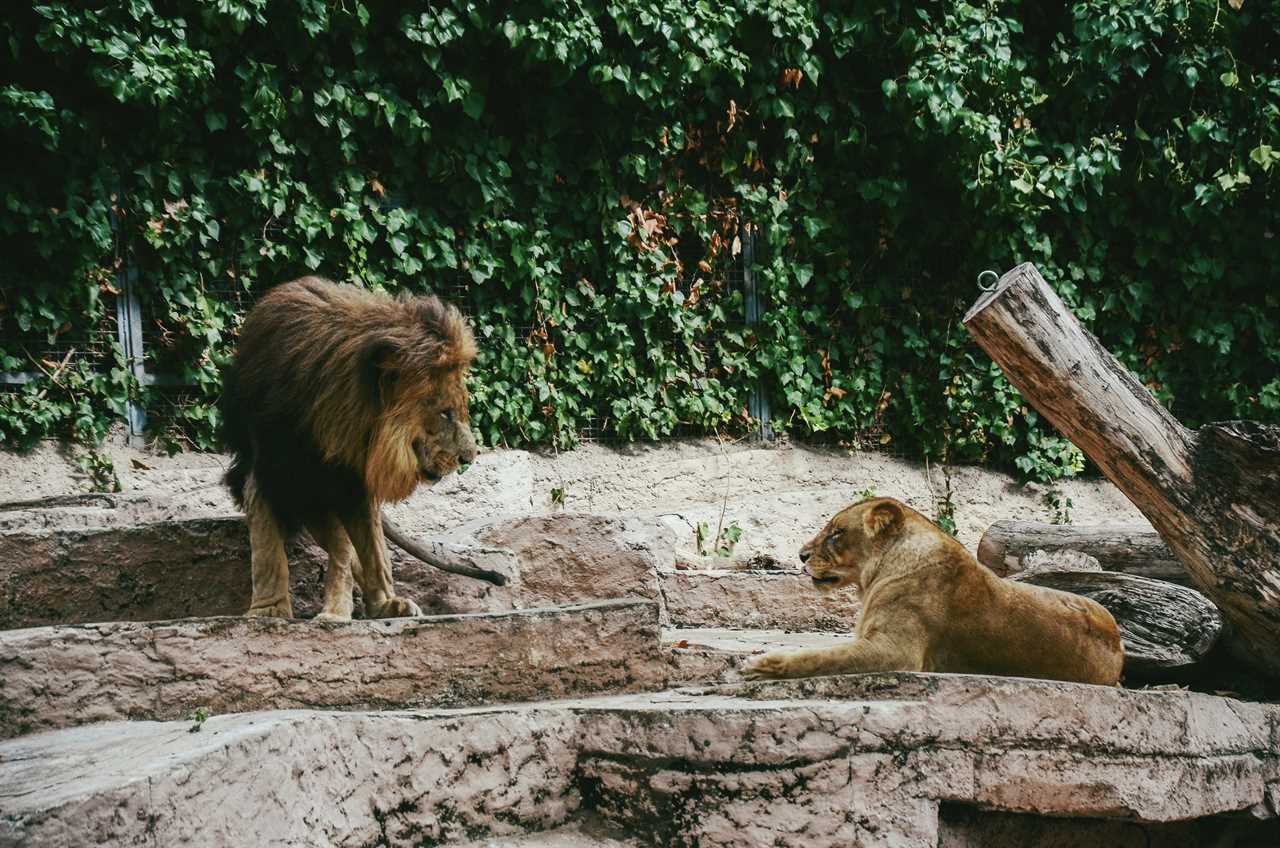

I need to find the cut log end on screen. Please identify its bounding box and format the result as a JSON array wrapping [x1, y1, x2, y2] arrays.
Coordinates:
[[962, 262, 1036, 324]]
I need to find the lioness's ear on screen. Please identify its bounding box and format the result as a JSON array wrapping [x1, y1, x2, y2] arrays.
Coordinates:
[[865, 501, 902, 536]]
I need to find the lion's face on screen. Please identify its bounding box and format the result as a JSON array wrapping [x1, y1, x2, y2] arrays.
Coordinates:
[[799, 497, 904, 592], [410, 372, 477, 483]]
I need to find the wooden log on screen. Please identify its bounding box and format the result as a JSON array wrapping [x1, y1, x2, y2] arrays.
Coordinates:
[[1013, 570, 1223, 678], [965, 263, 1280, 675], [978, 520, 1188, 585]]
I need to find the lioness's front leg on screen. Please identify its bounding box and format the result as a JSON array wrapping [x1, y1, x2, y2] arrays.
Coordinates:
[[343, 501, 422, 619], [742, 636, 922, 681], [243, 474, 294, 618]]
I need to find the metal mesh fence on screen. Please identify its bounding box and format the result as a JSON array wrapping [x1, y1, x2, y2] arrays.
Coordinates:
[[0, 282, 121, 385]]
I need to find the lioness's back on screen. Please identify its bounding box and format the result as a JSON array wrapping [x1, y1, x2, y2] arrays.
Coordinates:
[[937, 562, 1124, 685]]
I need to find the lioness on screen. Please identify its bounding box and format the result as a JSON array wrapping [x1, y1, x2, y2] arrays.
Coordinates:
[[742, 497, 1124, 685]]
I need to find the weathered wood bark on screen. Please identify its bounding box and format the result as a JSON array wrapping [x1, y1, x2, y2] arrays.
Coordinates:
[[979, 520, 1187, 584], [1013, 570, 1223, 677], [965, 262, 1280, 675]]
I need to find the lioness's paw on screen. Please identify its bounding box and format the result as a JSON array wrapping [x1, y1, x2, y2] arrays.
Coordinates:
[[313, 611, 352, 623], [245, 600, 293, 619], [370, 596, 422, 618], [741, 652, 795, 680]]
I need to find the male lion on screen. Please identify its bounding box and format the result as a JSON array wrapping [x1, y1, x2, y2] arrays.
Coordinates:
[[220, 276, 495, 621], [742, 497, 1124, 685]]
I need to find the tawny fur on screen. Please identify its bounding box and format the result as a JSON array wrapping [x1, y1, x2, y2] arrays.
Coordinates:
[[742, 497, 1125, 686], [219, 276, 478, 620]]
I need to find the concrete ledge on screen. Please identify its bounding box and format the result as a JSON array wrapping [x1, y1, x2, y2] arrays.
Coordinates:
[[659, 570, 859, 631], [2, 674, 1276, 847], [0, 600, 669, 738]]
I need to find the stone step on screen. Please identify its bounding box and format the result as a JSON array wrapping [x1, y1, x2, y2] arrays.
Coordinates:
[[657, 569, 858, 631], [0, 510, 853, 634], [0, 599, 687, 739], [662, 627, 850, 682], [2, 674, 1275, 847]]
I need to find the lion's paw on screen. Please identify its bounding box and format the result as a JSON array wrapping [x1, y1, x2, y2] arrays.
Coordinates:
[[313, 611, 352, 623], [245, 600, 294, 619], [741, 651, 796, 681], [370, 596, 423, 619]]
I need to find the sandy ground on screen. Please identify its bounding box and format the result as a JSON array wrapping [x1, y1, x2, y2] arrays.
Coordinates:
[[0, 430, 1144, 562]]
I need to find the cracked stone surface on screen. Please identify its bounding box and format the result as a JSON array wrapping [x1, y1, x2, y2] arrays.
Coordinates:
[[474, 514, 668, 609], [0, 708, 581, 848], [0, 600, 686, 739], [2, 673, 1276, 847], [659, 569, 860, 631]]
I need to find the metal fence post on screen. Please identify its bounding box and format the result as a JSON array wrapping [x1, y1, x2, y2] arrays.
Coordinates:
[[742, 225, 773, 441], [110, 190, 148, 442]]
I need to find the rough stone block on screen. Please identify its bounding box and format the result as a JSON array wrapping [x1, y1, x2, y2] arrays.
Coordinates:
[[0, 709, 580, 847], [658, 569, 859, 631], [0, 600, 668, 738]]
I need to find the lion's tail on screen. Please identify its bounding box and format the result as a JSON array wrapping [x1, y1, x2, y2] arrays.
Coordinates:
[[381, 515, 508, 586]]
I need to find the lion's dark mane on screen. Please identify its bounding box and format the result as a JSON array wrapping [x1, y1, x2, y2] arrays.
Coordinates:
[[219, 276, 470, 532]]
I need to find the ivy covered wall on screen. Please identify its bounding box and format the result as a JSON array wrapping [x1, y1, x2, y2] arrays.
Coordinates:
[[2, 0, 1277, 485]]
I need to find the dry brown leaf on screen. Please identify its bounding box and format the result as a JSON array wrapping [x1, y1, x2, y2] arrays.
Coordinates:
[[147, 219, 164, 235], [731, 234, 742, 256], [368, 177, 386, 197]]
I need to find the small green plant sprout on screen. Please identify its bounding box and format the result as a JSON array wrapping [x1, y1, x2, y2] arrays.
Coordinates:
[[695, 521, 710, 556], [77, 448, 120, 493], [549, 485, 567, 508], [716, 521, 744, 557], [925, 457, 958, 537], [695, 519, 743, 557], [934, 495, 958, 537], [855, 485, 878, 502], [1043, 489, 1074, 525], [187, 705, 211, 733]]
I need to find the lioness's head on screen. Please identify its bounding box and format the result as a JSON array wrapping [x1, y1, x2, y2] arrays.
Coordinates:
[[799, 497, 907, 592]]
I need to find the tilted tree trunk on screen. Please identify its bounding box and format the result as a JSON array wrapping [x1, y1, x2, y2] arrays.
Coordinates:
[[978, 520, 1188, 585], [964, 262, 1280, 676], [1012, 570, 1223, 677]]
